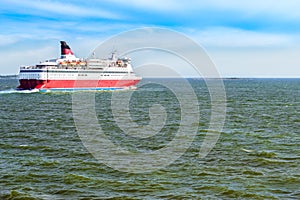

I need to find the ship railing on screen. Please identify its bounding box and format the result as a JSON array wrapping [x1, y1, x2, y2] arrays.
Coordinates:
[[20, 65, 36, 69]]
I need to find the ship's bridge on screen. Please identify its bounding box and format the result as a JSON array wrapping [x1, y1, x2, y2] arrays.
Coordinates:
[[60, 54, 79, 61], [36, 60, 57, 69]]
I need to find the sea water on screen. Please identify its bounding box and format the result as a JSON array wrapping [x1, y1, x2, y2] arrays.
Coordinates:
[[0, 78, 299, 199]]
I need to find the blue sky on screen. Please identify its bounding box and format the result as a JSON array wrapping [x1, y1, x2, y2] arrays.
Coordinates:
[[0, 0, 300, 77]]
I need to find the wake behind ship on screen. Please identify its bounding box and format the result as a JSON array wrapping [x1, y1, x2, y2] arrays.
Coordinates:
[[18, 41, 141, 91]]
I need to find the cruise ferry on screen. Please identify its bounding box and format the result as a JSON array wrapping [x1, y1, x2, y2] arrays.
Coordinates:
[[17, 41, 141, 91]]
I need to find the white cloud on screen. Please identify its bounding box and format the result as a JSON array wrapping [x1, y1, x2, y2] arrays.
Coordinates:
[[188, 27, 296, 48], [209, 47, 300, 78], [0, 35, 20, 46], [204, 0, 300, 20], [0, 45, 57, 74], [1, 31, 299, 77], [103, 0, 300, 20], [1, 0, 300, 77], [0, 37, 110, 74], [100, 0, 182, 11], [2, 0, 122, 19]]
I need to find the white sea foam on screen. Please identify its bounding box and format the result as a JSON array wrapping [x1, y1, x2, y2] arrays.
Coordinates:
[[0, 89, 39, 94]]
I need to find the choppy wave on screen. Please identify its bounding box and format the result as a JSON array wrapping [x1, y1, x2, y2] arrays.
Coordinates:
[[0, 78, 299, 199]]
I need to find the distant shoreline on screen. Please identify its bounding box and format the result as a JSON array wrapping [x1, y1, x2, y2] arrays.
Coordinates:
[[0, 74, 18, 79]]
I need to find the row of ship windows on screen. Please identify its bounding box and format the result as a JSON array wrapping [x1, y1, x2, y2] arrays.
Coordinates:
[[50, 74, 126, 76], [21, 75, 41, 79], [21, 70, 130, 73], [58, 74, 123, 76], [77, 74, 128, 77], [21, 69, 129, 73], [21, 74, 128, 78]]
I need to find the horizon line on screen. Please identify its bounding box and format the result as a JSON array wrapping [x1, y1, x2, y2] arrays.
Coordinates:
[[0, 74, 299, 79]]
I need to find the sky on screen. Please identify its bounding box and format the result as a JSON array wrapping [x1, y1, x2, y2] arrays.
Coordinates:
[[0, 0, 300, 77]]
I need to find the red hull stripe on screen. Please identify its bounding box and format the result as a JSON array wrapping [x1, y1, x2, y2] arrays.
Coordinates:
[[18, 79, 140, 90]]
